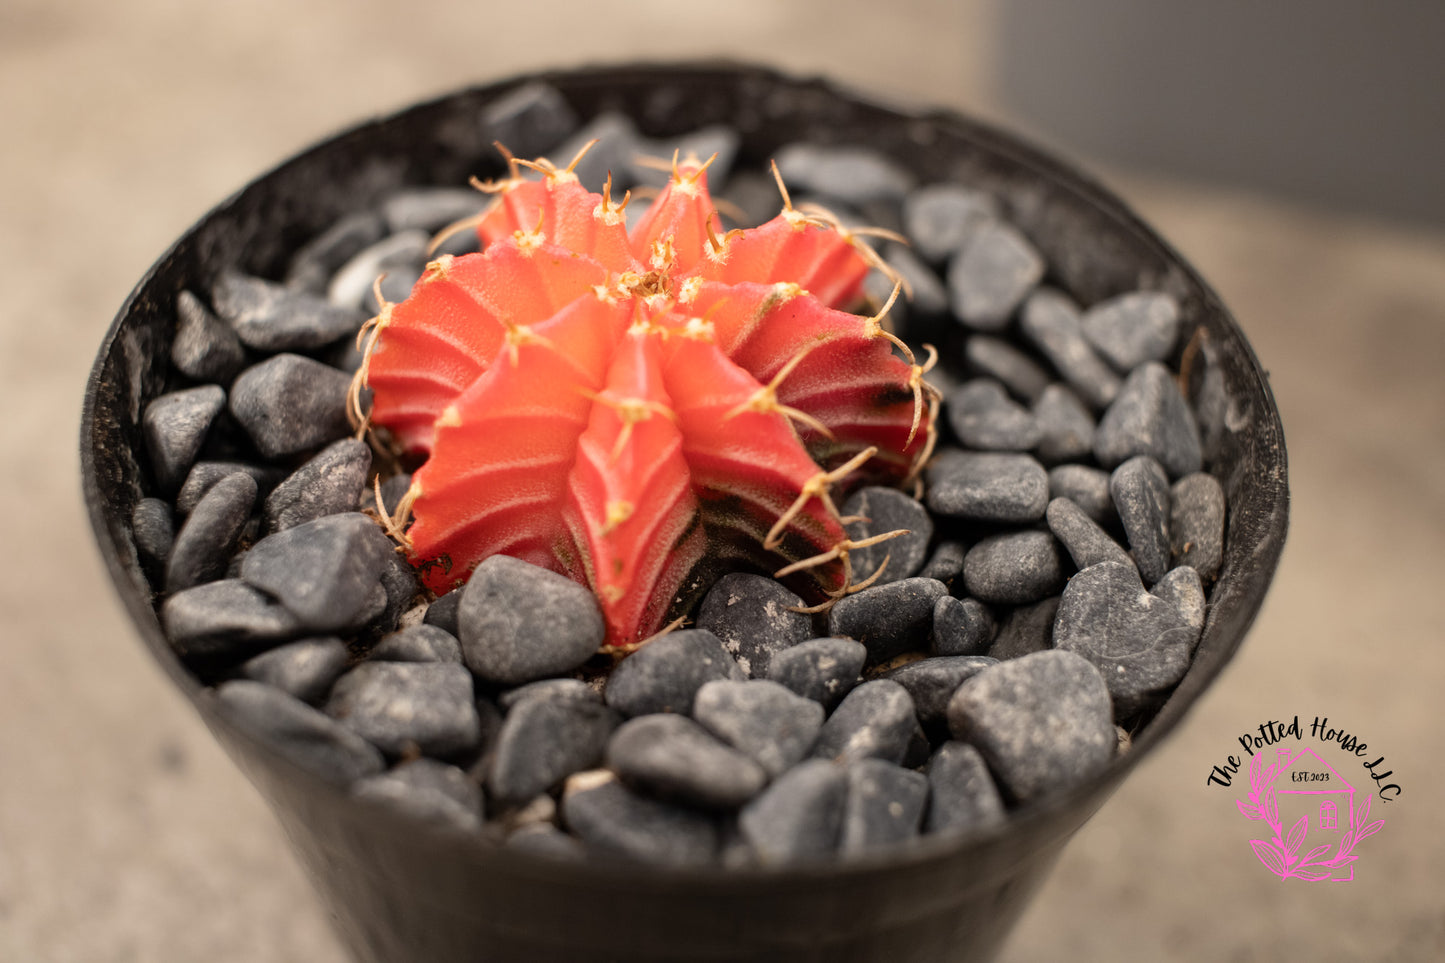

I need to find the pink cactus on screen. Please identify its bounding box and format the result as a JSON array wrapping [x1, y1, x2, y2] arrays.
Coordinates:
[[352, 145, 937, 645]]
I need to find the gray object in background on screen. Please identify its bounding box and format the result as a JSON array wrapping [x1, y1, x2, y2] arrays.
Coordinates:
[[996, 1, 1445, 226]]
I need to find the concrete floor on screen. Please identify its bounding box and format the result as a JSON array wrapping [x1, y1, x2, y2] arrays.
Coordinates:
[[2, 2, 1442, 960]]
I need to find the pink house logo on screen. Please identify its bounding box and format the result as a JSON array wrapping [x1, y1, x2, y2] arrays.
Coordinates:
[[1237, 746, 1384, 881]]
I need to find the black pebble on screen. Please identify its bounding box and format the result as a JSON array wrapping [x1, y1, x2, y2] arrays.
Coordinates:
[[1018, 288, 1120, 410], [263, 438, 371, 533], [354, 758, 484, 834], [947, 220, 1044, 330], [606, 714, 767, 810], [946, 379, 1042, 451], [1081, 291, 1181, 372], [965, 335, 1052, 403], [327, 661, 480, 759], [931, 596, 996, 657], [737, 759, 847, 864], [1032, 384, 1096, 464], [883, 655, 996, 737], [840, 759, 928, 855], [229, 354, 353, 460], [166, 472, 257, 593], [841, 487, 933, 585], [924, 741, 1005, 834], [238, 637, 349, 704], [925, 449, 1049, 523], [811, 680, 917, 765], [241, 513, 395, 632], [171, 290, 246, 383], [695, 573, 812, 678], [457, 555, 606, 685], [212, 269, 363, 352], [1048, 464, 1117, 528], [1045, 497, 1132, 572], [495, 678, 600, 710], [918, 540, 967, 587], [487, 696, 618, 805], [175, 462, 283, 516], [1094, 362, 1203, 478], [902, 183, 998, 263], [132, 497, 174, 573], [962, 531, 1066, 605], [217, 680, 384, 785], [481, 81, 580, 161], [423, 586, 463, 636], [562, 772, 719, 866], [1110, 456, 1173, 584], [828, 577, 947, 666], [381, 186, 486, 234], [692, 679, 825, 778], [143, 385, 225, 493], [947, 650, 1115, 804], [764, 637, 866, 712], [369, 624, 463, 664], [284, 210, 386, 294], [775, 143, 915, 204], [162, 579, 302, 661], [1170, 472, 1226, 580], [604, 629, 744, 717], [989, 596, 1061, 661]]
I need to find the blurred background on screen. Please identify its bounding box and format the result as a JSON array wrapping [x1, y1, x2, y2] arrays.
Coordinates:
[[2, 0, 1442, 960]]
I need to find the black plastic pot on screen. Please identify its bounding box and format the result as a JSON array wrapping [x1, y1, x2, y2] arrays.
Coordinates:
[[81, 64, 1287, 963]]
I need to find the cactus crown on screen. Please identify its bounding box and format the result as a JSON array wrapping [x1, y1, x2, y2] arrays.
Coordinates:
[[352, 141, 938, 645]]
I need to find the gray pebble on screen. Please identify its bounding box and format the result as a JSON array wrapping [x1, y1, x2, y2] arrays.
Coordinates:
[[693, 679, 825, 778], [284, 211, 386, 294], [965, 335, 1052, 403], [457, 555, 605, 685], [488, 697, 618, 805], [924, 741, 1005, 834], [327, 231, 430, 313], [241, 513, 395, 632], [171, 290, 246, 383], [377, 473, 413, 517], [989, 596, 1061, 661], [841, 759, 928, 855], [607, 714, 767, 810], [132, 497, 174, 572], [1018, 288, 1120, 410], [932, 596, 996, 657], [369, 624, 463, 664], [718, 170, 786, 228], [864, 269, 909, 331], [947, 379, 1042, 451], [963, 531, 1066, 605], [563, 772, 718, 865], [604, 628, 744, 717], [1032, 384, 1096, 464], [738, 759, 847, 864], [354, 758, 484, 834], [327, 661, 480, 758], [1048, 464, 1117, 528], [213, 270, 363, 352], [883, 243, 949, 315], [238, 637, 349, 704], [1052, 561, 1200, 718], [902, 184, 999, 263], [918, 540, 967, 587], [495, 678, 600, 711], [175, 461, 283, 516], [1094, 362, 1203, 477], [775, 143, 914, 204], [165, 472, 257, 593], [143, 384, 225, 493], [381, 187, 485, 234], [263, 438, 371, 533], [925, 449, 1049, 522], [764, 637, 866, 711], [216, 680, 383, 784], [632, 124, 741, 191], [229, 354, 353, 460], [947, 220, 1044, 331], [1170, 472, 1226, 580], [883, 655, 997, 736], [695, 573, 812, 678], [947, 650, 1115, 804], [481, 81, 580, 160], [505, 823, 585, 860], [841, 486, 933, 585], [375, 550, 418, 635], [162, 579, 302, 661], [828, 578, 948, 666], [812, 680, 916, 765], [1046, 497, 1132, 571], [1111, 456, 1173, 584], [1081, 291, 1181, 372]]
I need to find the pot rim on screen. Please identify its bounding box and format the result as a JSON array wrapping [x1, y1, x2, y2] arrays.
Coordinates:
[[80, 59, 1288, 887]]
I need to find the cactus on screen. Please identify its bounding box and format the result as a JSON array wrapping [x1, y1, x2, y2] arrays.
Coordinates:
[[351, 144, 938, 646]]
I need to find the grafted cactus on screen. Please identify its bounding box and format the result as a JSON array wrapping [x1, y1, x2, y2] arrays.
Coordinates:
[[353, 144, 938, 645]]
